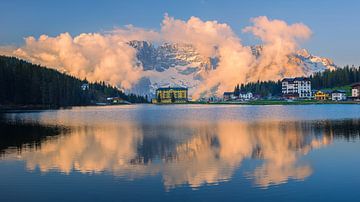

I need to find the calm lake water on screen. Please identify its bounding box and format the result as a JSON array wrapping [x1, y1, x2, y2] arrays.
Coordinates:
[[0, 104, 360, 201]]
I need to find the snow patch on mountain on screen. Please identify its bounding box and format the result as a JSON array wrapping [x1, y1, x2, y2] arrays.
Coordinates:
[[295, 48, 337, 73], [250, 45, 337, 75], [128, 41, 337, 98]]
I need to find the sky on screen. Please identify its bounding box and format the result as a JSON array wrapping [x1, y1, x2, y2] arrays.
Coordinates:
[[1, 0, 360, 66]]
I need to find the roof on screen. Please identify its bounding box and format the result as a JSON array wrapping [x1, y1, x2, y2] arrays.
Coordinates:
[[156, 87, 188, 91], [332, 90, 346, 94], [282, 77, 310, 82], [223, 92, 234, 96], [294, 77, 310, 81], [351, 82, 360, 87], [316, 90, 332, 94], [282, 78, 294, 82]]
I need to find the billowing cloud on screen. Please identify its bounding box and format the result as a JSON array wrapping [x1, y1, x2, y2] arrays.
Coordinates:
[[159, 15, 254, 98], [243, 16, 312, 82], [0, 15, 312, 97], [7, 27, 159, 90], [161, 14, 239, 57], [160, 15, 312, 98]]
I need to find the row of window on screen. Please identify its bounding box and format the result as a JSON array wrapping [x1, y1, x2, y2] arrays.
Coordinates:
[[159, 92, 186, 98], [282, 87, 311, 90]]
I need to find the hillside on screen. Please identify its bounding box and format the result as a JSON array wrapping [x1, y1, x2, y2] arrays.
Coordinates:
[[0, 56, 147, 109], [235, 66, 360, 97]]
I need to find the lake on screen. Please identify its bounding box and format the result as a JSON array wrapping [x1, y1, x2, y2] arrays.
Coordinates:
[[0, 104, 359, 201]]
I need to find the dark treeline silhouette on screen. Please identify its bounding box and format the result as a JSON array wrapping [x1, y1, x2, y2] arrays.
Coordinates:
[[321, 119, 360, 141], [0, 117, 68, 153], [234, 66, 360, 96], [310, 65, 360, 89], [234, 81, 282, 97], [0, 56, 147, 108]]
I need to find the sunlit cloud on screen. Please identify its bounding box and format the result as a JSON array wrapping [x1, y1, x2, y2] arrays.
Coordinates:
[[2, 120, 331, 189], [0, 15, 312, 96]]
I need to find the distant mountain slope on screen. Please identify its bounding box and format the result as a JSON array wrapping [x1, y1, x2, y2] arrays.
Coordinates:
[[251, 45, 337, 73], [235, 66, 360, 97], [128, 41, 337, 97]]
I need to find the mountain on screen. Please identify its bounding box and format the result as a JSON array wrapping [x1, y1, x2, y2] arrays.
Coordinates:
[[128, 41, 219, 96], [295, 48, 337, 72], [250, 45, 337, 73], [128, 41, 337, 98]]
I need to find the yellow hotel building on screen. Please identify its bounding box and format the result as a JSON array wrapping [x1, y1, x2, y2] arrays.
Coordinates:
[[152, 87, 188, 104]]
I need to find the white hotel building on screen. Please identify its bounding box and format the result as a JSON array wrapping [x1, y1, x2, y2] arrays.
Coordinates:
[[282, 77, 312, 98]]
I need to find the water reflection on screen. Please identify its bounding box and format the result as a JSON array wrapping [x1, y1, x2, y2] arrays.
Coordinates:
[[0, 119, 68, 154], [2, 116, 359, 190]]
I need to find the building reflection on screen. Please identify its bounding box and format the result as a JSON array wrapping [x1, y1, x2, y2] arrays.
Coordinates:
[[1, 118, 359, 190]]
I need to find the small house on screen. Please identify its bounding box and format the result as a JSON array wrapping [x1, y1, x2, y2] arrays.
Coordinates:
[[239, 92, 253, 100], [223, 92, 236, 101], [331, 90, 347, 101], [351, 83, 360, 100], [81, 83, 89, 91], [107, 97, 128, 104]]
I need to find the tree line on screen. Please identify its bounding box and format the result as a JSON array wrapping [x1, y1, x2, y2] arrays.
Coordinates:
[[233, 66, 360, 97], [0, 56, 148, 108], [310, 65, 360, 89]]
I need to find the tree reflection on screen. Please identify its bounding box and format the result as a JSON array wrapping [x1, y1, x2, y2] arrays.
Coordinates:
[[1, 118, 359, 189]]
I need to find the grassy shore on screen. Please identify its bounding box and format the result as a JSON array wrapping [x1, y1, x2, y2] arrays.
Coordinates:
[[2, 100, 359, 110], [0, 102, 134, 112], [181, 100, 360, 105], [239, 100, 357, 105]]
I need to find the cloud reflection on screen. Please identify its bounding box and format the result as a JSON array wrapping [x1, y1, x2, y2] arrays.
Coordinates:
[[3, 120, 333, 189]]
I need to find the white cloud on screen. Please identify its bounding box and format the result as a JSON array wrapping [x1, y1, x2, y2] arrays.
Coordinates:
[[0, 15, 312, 96]]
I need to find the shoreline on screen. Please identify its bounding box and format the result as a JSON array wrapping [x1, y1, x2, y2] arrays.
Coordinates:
[[0, 103, 131, 112], [202, 100, 360, 105], [1, 100, 359, 112], [152, 100, 360, 105]]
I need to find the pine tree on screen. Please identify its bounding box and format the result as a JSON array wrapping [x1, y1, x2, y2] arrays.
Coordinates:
[[0, 56, 148, 108]]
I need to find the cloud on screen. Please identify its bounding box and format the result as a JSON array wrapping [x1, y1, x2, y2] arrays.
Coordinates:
[[243, 16, 312, 82], [2, 26, 159, 90], [2, 120, 330, 189], [161, 14, 238, 57], [159, 15, 311, 98], [159, 15, 254, 98], [0, 15, 312, 96]]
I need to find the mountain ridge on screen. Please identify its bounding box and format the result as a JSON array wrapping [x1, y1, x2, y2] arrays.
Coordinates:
[[128, 40, 337, 98]]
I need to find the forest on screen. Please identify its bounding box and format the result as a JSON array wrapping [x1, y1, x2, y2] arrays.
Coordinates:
[[0, 56, 148, 108], [1, 55, 359, 107], [234, 65, 360, 97]]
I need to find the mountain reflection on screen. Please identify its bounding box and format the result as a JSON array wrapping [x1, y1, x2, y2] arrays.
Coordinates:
[[1, 118, 359, 189]]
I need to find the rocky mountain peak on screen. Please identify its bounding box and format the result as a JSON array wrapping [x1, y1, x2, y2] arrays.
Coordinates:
[[128, 41, 337, 97]]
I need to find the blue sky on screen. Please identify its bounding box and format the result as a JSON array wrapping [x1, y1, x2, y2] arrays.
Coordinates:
[[1, 0, 360, 66]]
